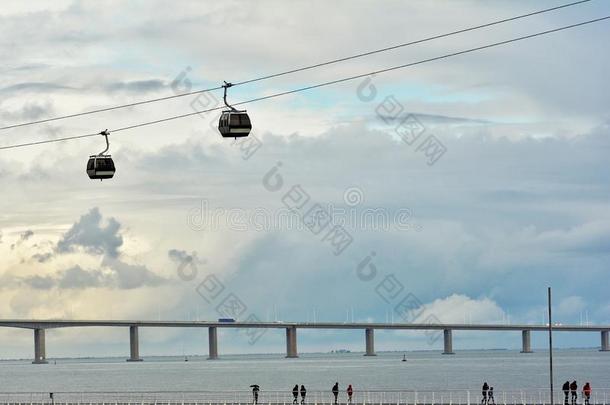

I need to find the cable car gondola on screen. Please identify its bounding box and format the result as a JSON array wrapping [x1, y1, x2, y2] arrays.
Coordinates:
[[218, 81, 251, 138], [86, 129, 115, 180]]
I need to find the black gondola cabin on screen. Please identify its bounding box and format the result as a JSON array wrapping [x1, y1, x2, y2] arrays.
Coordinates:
[[86, 155, 115, 180], [218, 111, 251, 138]]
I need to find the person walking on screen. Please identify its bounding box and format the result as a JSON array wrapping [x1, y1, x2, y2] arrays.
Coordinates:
[[347, 385, 353, 404], [563, 381, 571, 405], [488, 387, 495, 405], [293, 385, 299, 404], [583, 383, 592, 405], [481, 382, 489, 405], [300, 385, 307, 405], [250, 385, 260, 405], [332, 382, 339, 404], [570, 381, 578, 405]]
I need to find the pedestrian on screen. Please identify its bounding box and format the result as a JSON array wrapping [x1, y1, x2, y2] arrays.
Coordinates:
[[481, 382, 489, 405], [300, 385, 307, 405], [570, 381, 578, 405], [347, 385, 353, 404], [563, 381, 571, 405], [583, 383, 591, 405], [293, 385, 299, 404], [488, 387, 495, 405], [250, 385, 260, 405], [332, 382, 339, 404]]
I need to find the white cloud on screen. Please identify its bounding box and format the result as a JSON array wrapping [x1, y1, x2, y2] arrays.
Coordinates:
[[424, 294, 506, 325]]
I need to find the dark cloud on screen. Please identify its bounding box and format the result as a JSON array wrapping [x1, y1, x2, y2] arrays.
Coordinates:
[[168, 249, 188, 262], [103, 258, 166, 289], [0, 101, 54, 122], [0, 82, 74, 94], [168, 249, 201, 264], [21, 275, 55, 290], [375, 112, 491, 126], [105, 79, 165, 94], [57, 266, 105, 289], [56, 207, 123, 258], [9, 230, 34, 250], [31, 252, 53, 263], [15, 261, 166, 291], [20, 230, 34, 241]]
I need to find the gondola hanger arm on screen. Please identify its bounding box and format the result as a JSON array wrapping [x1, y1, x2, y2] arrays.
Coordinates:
[[222, 81, 238, 112], [99, 129, 110, 156]]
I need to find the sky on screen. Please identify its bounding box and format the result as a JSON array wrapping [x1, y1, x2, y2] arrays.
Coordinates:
[[1, 0, 610, 359]]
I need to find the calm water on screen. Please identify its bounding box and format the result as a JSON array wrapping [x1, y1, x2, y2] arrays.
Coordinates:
[[0, 350, 608, 392]]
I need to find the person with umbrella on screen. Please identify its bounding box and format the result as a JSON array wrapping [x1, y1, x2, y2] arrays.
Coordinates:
[[250, 385, 260, 404]]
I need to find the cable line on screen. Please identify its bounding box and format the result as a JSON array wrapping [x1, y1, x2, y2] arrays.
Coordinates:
[[0, 14, 608, 151], [0, 0, 593, 132]]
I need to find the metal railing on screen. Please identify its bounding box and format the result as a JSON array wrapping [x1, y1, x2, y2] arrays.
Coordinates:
[[0, 389, 607, 405]]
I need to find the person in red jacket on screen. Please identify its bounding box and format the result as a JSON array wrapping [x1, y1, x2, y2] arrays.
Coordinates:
[[347, 385, 353, 404], [583, 383, 592, 405]]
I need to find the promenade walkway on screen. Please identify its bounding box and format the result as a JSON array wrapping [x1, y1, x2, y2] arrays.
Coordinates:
[[0, 390, 607, 405]]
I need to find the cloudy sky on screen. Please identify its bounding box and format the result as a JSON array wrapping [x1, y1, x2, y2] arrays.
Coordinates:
[[1, 0, 609, 359]]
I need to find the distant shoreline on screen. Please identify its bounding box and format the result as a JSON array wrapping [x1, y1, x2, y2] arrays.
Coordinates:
[[0, 347, 601, 363]]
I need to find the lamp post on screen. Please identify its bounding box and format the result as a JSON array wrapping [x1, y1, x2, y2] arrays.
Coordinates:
[[548, 287, 554, 405]]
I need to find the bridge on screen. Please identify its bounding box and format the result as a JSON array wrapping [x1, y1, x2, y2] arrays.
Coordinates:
[[1, 319, 608, 364]]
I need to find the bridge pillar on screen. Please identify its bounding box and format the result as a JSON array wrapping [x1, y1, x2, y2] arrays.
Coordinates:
[[127, 326, 143, 362], [601, 330, 609, 352], [285, 327, 298, 358], [364, 328, 376, 356], [521, 330, 533, 353], [442, 329, 454, 355], [208, 327, 219, 359], [32, 329, 48, 364]]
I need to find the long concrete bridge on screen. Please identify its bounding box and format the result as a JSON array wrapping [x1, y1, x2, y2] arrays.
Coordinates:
[[1, 319, 608, 364]]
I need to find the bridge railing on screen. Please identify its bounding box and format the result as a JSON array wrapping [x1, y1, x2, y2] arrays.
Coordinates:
[[0, 389, 607, 405]]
